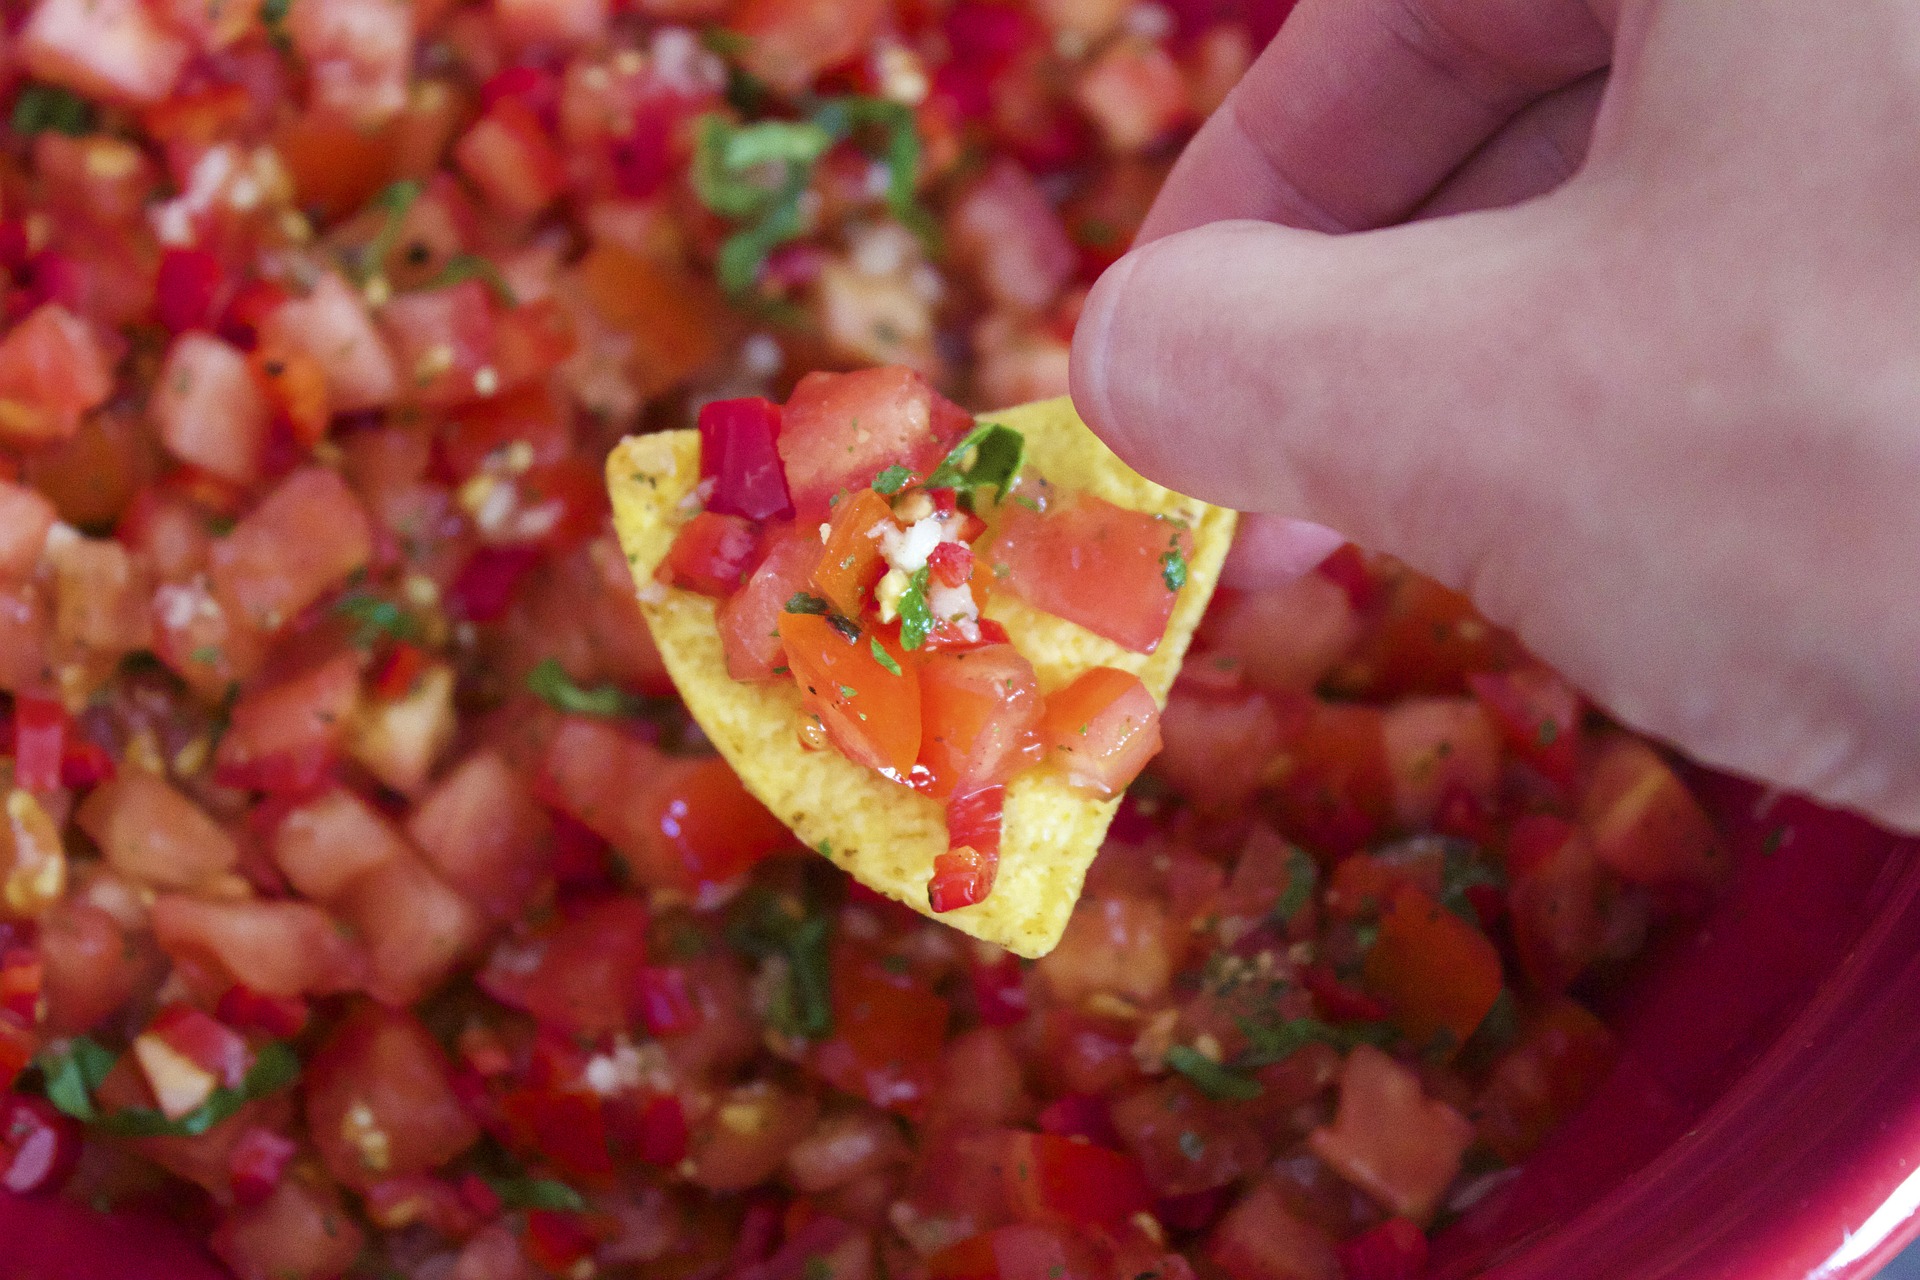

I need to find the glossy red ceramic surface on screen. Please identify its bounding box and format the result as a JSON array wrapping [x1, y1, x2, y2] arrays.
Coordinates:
[[2, 775, 1917, 1280]]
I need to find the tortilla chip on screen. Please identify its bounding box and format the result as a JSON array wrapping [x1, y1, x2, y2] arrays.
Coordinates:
[[606, 396, 1235, 957]]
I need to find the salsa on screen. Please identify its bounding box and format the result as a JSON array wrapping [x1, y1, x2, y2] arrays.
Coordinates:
[[657, 370, 1191, 914], [0, 0, 1732, 1278]]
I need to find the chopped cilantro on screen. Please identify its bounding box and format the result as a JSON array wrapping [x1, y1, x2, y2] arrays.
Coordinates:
[[41, 1039, 302, 1138], [421, 253, 517, 305], [189, 645, 223, 667], [838, 684, 858, 699], [332, 592, 421, 647], [260, 0, 292, 49], [869, 638, 902, 675], [1234, 1014, 1392, 1067], [896, 566, 934, 650], [1273, 845, 1318, 925], [923, 423, 1025, 508], [353, 180, 423, 284], [816, 839, 832, 857], [484, 1176, 587, 1212], [784, 592, 831, 615], [1438, 841, 1506, 925], [526, 658, 645, 718], [871, 465, 914, 495], [827, 614, 862, 643], [1164, 1045, 1263, 1101], [10, 84, 94, 137], [1160, 542, 1189, 592], [726, 888, 833, 1039]]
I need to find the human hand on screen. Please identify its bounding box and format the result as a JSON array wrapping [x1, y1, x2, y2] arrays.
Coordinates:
[[1070, 0, 1920, 831]]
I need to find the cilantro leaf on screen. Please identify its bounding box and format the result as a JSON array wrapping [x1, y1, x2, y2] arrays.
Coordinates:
[[332, 592, 421, 648], [422, 253, 517, 305], [1160, 543, 1188, 592], [1438, 841, 1506, 925], [10, 84, 94, 137], [1163, 1045, 1263, 1101], [38, 1037, 117, 1122], [871, 465, 914, 496], [485, 1176, 587, 1212], [869, 638, 902, 675], [102, 1043, 301, 1138], [896, 566, 933, 651], [784, 592, 831, 615], [726, 888, 833, 1039], [1273, 845, 1318, 925], [261, 0, 293, 49], [526, 658, 645, 718], [807, 96, 934, 243], [923, 423, 1025, 508]]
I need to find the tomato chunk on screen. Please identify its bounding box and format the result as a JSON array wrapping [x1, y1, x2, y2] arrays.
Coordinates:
[[777, 368, 970, 520], [988, 495, 1189, 654], [811, 488, 893, 618], [1361, 884, 1503, 1055], [0, 305, 114, 444], [304, 1003, 480, 1190], [663, 511, 761, 598], [917, 644, 1042, 799], [718, 525, 821, 682], [699, 396, 793, 521], [1002, 1131, 1152, 1228], [1037, 666, 1161, 796], [778, 611, 921, 779]]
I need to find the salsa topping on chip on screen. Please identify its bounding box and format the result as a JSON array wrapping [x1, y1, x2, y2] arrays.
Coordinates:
[[658, 369, 1191, 914]]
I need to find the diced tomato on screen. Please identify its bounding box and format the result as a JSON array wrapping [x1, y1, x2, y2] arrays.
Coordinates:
[[18, 0, 190, 107], [779, 611, 922, 779], [1201, 574, 1359, 693], [0, 1015, 38, 1094], [569, 244, 728, 401], [495, 1083, 615, 1180], [478, 895, 651, 1039], [11, 696, 66, 794], [149, 895, 369, 997], [1337, 1218, 1429, 1280], [729, 0, 885, 94], [1267, 697, 1395, 855], [950, 159, 1076, 314], [271, 787, 410, 902], [718, 525, 821, 681], [258, 274, 400, 415], [1002, 1131, 1152, 1228], [1154, 686, 1283, 813], [1474, 996, 1618, 1163], [406, 750, 550, 920], [1205, 1178, 1342, 1280], [456, 99, 567, 219], [1110, 1078, 1268, 1198], [216, 986, 311, 1040], [0, 481, 56, 583], [1469, 665, 1583, 793], [0, 305, 114, 445], [36, 902, 147, 1036], [1580, 735, 1728, 888], [151, 333, 271, 484], [988, 495, 1188, 654], [1360, 574, 1514, 699], [154, 248, 225, 335], [1504, 816, 1607, 993], [811, 488, 894, 618], [304, 1003, 479, 1190], [211, 1174, 366, 1280], [446, 543, 543, 623], [332, 851, 486, 1007], [1309, 1046, 1475, 1227], [145, 1002, 252, 1088], [1036, 894, 1174, 1007], [76, 770, 241, 890], [634, 965, 701, 1035], [284, 0, 413, 128], [1073, 36, 1190, 152], [225, 1126, 299, 1209], [620, 756, 790, 894], [917, 645, 1043, 798], [1036, 666, 1161, 797], [777, 368, 971, 520], [213, 654, 361, 794], [376, 281, 496, 407], [1361, 884, 1503, 1055], [1380, 696, 1501, 830], [664, 512, 761, 598], [699, 396, 794, 522], [969, 951, 1031, 1027], [208, 468, 374, 633], [813, 941, 950, 1114]]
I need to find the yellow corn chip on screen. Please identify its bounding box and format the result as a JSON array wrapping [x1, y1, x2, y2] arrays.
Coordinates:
[[605, 396, 1235, 957]]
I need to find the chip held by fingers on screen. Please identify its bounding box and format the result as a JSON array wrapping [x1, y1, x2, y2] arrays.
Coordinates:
[[606, 370, 1234, 956]]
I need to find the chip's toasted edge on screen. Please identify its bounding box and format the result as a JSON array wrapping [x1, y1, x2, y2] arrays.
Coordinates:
[[606, 396, 1235, 957]]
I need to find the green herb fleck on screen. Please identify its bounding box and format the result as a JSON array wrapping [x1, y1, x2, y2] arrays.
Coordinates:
[[1273, 845, 1318, 925], [526, 658, 646, 718], [1438, 841, 1506, 925], [484, 1176, 587, 1212], [10, 84, 94, 137], [189, 646, 223, 667], [421, 253, 517, 305], [726, 888, 833, 1039], [332, 591, 421, 648], [59, 1042, 303, 1138], [261, 0, 293, 49], [816, 839, 832, 857], [37, 1037, 118, 1122], [871, 465, 914, 496], [804, 1258, 834, 1280], [923, 423, 1025, 508], [1160, 542, 1189, 593], [355, 180, 423, 284], [1536, 718, 1560, 747], [1163, 1045, 1263, 1101], [896, 566, 933, 651], [784, 592, 831, 615], [869, 638, 902, 675]]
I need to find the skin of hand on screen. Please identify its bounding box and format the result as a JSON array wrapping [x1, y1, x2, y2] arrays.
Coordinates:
[[1069, 0, 1920, 832]]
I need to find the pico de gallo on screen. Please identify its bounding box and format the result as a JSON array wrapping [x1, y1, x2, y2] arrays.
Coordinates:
[[659, 369, 1187, 915], [0, 0, 1734, 1276]]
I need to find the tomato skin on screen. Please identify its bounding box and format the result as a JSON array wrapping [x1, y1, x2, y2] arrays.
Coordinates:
[[1307, 1044, 1474, 1227], [1200, 573, 1359, 694], [478, 896, 651, 1039], [1469, 666, 1583, 793], [623, 756, 790, 894], [332, 851, 486, 1007], [779, 611, 922, 779], [813, 941, 951, 1114], [375, 281, 496, 408], [1337, 1218, 1429, 1280], [0, 305, 114, 444], [208, 467, 374, 633], [811, 488, 894, 618], [1037, 666, 1161, 796], [918, 645, 1043, 799], [988, 495, 1188, 654], [664, 512, 761, 598], [718, 525, 821, 682], [776, 367, 971, 520], [1580, 735, 1728, 889], [305, 1003, 481, 1191], [1360, 884, 1503, 1056]]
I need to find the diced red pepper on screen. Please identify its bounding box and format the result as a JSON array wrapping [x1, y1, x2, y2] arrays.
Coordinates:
[[1035, 1093, 1120, 1147], [1002, 1131, 1153, 1229], [155, 247, 225, 335], [1, 1094, 80, 1195], [1301, 963, 1392, 1025], [929, 785, 1004, 912], [370, 643, 431, 701], [1337, 1217, 1430, 1280], [523, 1209, 602, 1275], [699, 396, 794, 521], [663, 512, 761, 598], [216, 986, 311, 1039], [58, 737, 116, 789], [446, 544, 544, 622], [632, 1092, 688, 1167], [926, 540, 974, 589]]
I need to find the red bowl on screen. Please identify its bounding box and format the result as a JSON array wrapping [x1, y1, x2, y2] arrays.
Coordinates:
[[4, 775, 1918, 1280]]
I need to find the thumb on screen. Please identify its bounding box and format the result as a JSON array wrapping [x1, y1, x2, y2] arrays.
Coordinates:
[[1069, 207, 1601, 591]]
